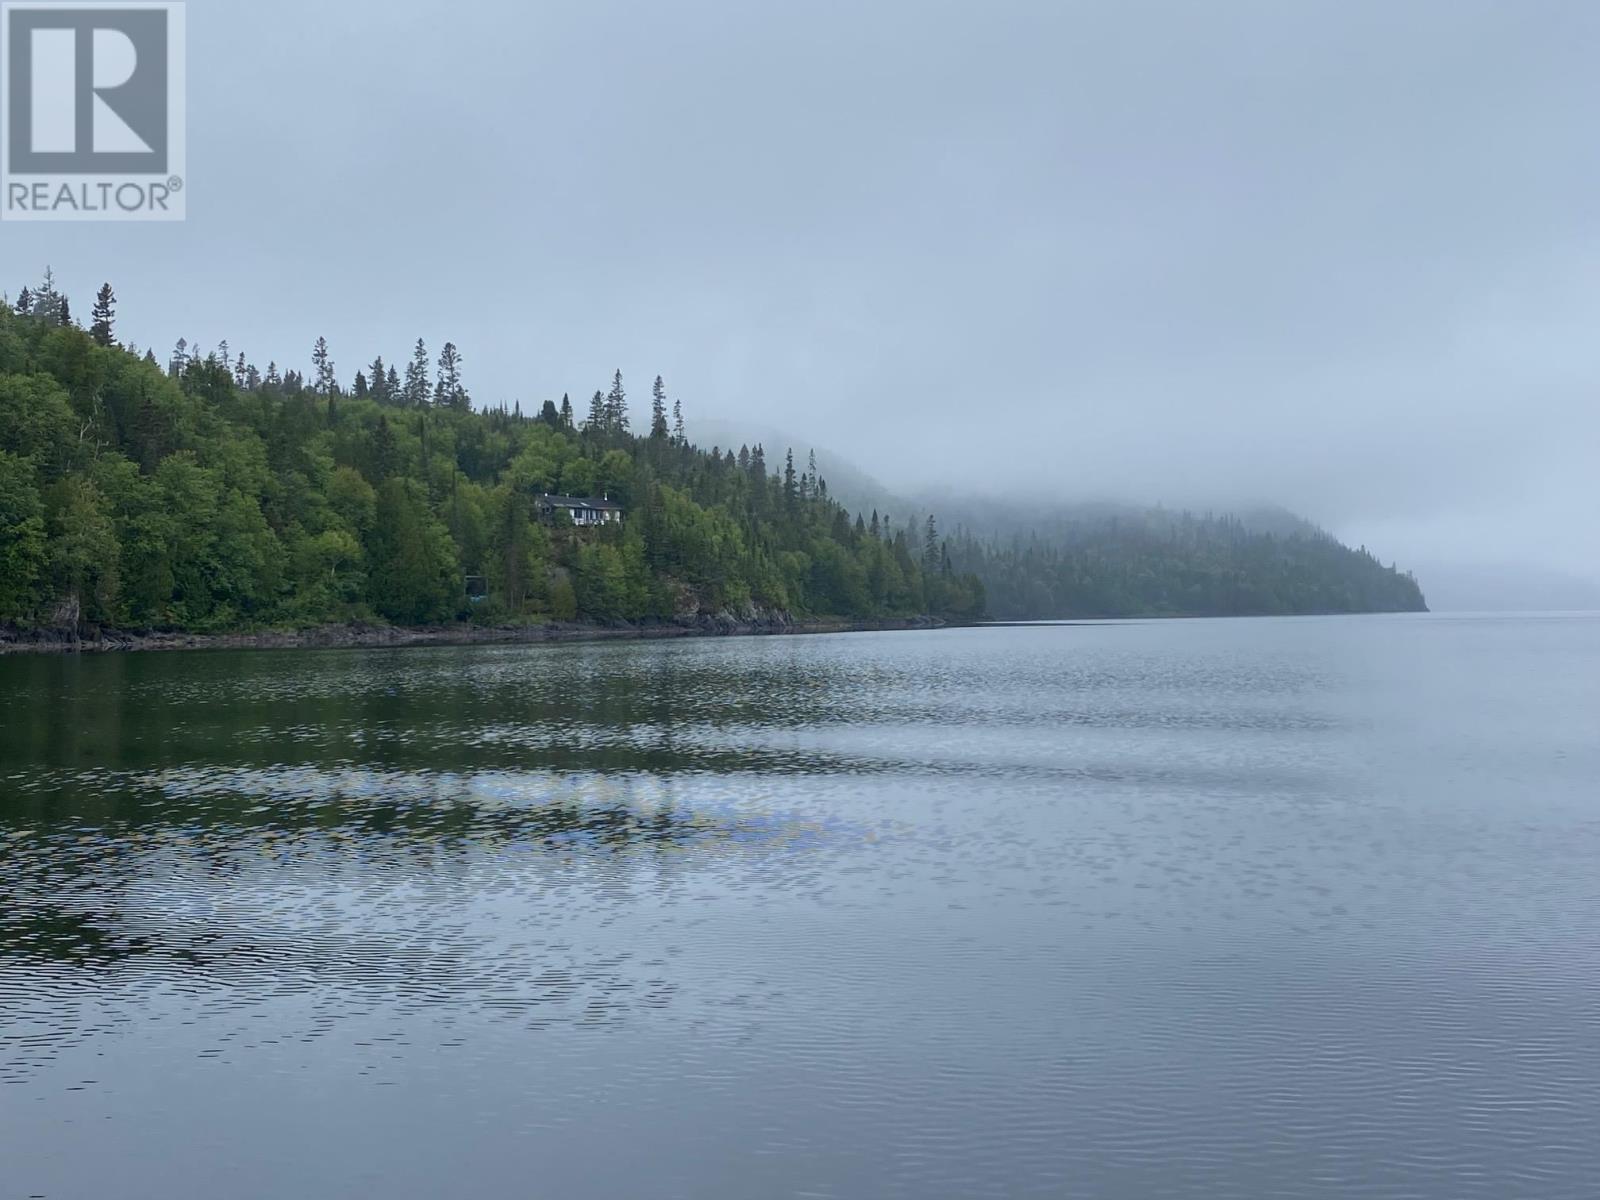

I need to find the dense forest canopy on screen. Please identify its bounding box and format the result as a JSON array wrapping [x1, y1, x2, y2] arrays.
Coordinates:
[[0, 274, 984, 634], [0, 272, 1424, 635], [924, 497, 1427, 619]]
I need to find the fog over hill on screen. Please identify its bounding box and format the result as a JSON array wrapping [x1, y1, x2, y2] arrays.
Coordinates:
[[9, 2, 1596, 605]]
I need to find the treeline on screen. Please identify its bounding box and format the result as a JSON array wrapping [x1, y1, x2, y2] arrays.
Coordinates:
[[0, 273, 986, 634], [945, 508, 1427, 619]]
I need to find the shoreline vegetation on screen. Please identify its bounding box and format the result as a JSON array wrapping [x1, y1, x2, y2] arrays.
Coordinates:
[[0, 614, 948, 657], [2, 272, 1423, 640]]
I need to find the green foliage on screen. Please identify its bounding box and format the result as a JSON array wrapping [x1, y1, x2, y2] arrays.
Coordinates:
[[947, 510, 1427, 618], [368, 479, 461, 624], [0, 288, 988, 633], [0, 451, 47, 618]]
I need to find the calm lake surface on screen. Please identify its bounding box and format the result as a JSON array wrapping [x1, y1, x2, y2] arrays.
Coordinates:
[[3, 615, 1598, 1199]]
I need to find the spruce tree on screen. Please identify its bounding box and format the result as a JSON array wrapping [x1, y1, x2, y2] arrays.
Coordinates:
[[559, 394, 574, 430], [312, 337, 336, 395], [605, 370, 629, 435], [89, 283, 116, 346], [673, 398, 685, 445], [368, 356, 389, 403], [404, 339, 431, 407], [434, 342, 467, 409], [650, 376, 669, 439]]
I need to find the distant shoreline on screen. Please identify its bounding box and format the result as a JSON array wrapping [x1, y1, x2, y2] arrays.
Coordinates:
[[0, 615, 950, 657]]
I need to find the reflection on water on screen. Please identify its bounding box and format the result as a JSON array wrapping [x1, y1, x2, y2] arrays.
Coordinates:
[[3, 616, 1599, 1199]]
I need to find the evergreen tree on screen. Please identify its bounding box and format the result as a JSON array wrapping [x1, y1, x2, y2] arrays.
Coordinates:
[[368, 357, 389, 403], [673, 397, 685, 446], [312, 337, 336, 395], [650, 376, 669, 439], [434, 342, 467, 410], [559, 394, 574, 431], [586, 389, 607, 433], [404, 338, 431, 407], [89, 283, 116, 346], [30, 268, 64, 324], [605, 370, 629, 435]]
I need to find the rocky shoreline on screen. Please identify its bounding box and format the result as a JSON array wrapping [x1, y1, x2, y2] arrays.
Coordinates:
[[0, 613, 948, 657]]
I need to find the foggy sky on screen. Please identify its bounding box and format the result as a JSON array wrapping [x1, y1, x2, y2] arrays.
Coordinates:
[[8, 0, 1599, 592]]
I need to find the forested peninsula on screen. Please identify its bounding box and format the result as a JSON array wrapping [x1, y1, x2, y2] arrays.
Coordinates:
[[0, 274, 1423, 652]]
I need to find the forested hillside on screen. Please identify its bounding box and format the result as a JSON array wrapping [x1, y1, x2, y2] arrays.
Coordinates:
[[945, 508, 1427, 619], [0, 275, 985, 636]]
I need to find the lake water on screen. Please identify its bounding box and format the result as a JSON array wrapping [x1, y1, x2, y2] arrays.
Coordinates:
[[3, 615, 1598, 1199]]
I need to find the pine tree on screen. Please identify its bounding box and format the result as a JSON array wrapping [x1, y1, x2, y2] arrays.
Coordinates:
[[672, 398, 685, 446], [30, 268, 63, 324], [89, 283, 116, 346], [605, 370, 629, 435], [385, 365, 401, 400], [924, 516, 940, 571], [353, 371, 369, 398], [265, 361, 281, 387], [586, 389, 607, 433], [650, 376, 669, 439], [15, 287, 32, 316], [784, 449, 798, 509], [312, 337, 336, 395], [233, 353, 247, 387], [368, 356, 389, 403], [170, 338, 189, 377], [434, 342, 467, 409], [559, 394, 574, 430], [404, 338, 431, 407]]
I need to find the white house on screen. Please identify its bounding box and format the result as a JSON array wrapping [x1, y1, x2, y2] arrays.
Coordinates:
[[536, 494, 624, 528]]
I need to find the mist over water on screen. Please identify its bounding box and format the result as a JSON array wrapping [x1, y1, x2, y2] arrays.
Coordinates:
[[5, 616, 1598, 1198]]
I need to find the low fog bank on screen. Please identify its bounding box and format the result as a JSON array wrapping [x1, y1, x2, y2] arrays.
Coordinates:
[[696, 416, 1598, 613]]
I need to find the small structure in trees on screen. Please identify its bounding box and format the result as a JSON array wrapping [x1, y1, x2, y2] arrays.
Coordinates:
[[536, 494, 623, 528]]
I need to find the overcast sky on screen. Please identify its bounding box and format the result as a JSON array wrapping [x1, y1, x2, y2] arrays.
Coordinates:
[[7, 0, 1598, 591]]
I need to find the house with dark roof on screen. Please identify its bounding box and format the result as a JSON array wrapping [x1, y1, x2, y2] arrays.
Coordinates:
[[536, 494, 624, 528]]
